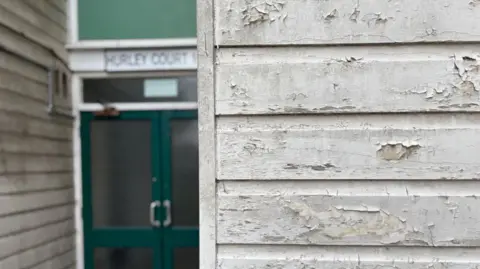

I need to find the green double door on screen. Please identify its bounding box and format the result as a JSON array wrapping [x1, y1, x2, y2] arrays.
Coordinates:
[[81, 110, 199, 269]]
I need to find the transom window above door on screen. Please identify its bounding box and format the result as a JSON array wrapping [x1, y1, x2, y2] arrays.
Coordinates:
[[83, 75, 197, 103]]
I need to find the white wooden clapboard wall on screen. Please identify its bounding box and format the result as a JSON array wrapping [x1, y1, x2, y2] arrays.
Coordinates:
[[198, 0, 480, 268]]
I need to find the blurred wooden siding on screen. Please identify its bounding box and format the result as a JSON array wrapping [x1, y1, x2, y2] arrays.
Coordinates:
[[0, 1, 74, 268]]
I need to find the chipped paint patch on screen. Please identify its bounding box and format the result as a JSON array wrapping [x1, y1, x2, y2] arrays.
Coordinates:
[[398, 54, 480, 106], [241, 0, 287, 26], [452, 55, 480, 95], [469, 0, 480, 7], [283, 163, 337, 171], [280, 106, 357, 114], [230, 82, 250, 100], [349, 7, 360, 22], [324, 9, 338, 22], [283, 200, 413, 243], [376, 141, 420, 161], [361, 13, 391, 27]]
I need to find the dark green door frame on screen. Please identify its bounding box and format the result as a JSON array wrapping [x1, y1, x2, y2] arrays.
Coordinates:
[[80, 110, 198, 269]]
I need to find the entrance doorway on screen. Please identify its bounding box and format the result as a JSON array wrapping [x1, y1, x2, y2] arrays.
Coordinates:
[[80, 110, 198, 269]]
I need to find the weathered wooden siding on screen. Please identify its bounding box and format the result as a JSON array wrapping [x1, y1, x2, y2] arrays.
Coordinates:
[[216, 46, 480, 115], [0, 1, 74, 269], [199, 0, 480, 267], [218, 246, 480, 269], [215, 0, 480, 45], [218, 181, 480, 246], [217, 114, 480, 179]]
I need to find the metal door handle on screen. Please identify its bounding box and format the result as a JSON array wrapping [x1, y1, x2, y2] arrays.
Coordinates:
[[149, 201, 161, 227], [163, 200, 172, 227]]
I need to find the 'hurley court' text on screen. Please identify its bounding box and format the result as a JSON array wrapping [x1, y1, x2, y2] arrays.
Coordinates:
[[105, 49, 197, 72]]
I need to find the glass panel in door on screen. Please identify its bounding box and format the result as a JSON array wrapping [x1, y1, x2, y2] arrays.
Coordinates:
[[174, 248, 199, 269], [170, 119, 199, 228], [83, 75, 197, 103], [90, 120, 152, 228], [162, 111, 199, 269], [95, 248, 154, 269]]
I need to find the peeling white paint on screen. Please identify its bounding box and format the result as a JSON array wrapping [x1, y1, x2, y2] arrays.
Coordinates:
[[217, 114, 480, 179], [333, 205, 381, 213], [216, 46, 480, 115], [217, 181, 480, 246], [203, 0, 480, 267], [240, 0, 287, 26], [376, 141, 420, 161], [215, 0, 480, 45], [218, 245, 480, 269]]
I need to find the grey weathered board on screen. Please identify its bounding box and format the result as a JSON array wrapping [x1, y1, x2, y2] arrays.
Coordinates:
[[218, 181, 480, 246], [201, 0, 480, 267], [216, 0, 480, 45], [216, 46, 480, 115], [218, 245, 480, 269], [217, 114, 480, 180]]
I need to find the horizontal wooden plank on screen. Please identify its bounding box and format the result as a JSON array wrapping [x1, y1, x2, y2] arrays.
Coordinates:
[[218, 181, 480, 246], [0, 188, 73, 216], [47, 0, 66, 15], [1, 235, 74, 269], [0, 154, 72, 175], [0, 85, 72, 123], [0, 3, 67, 63], [0, 51, 48, 84], [0, 203, 73, 238], [0, 22, 52, 67], [0, 132, 72, 156], [30, 250, 75, 269], [216, 46, 480, 114], [217, 114, 480, 179], [0, 111, 71, 137], [0, 219, 74, 260], [218, 245, 480, 269], [1, 235, 75, 268], [25, 0, 66, 30], [0, 55, 71, 109], [0, 111, 72, 141], [0, 50, 72, 113], [215, 0, 480, 45], [0, 0, 65, 44], [0, 173, 72, 194]]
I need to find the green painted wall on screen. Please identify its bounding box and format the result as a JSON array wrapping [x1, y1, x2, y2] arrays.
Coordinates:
[[78, 0, 196, 40]]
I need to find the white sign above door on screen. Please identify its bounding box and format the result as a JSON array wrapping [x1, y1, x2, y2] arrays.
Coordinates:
[[105, 49, 197, 72]]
